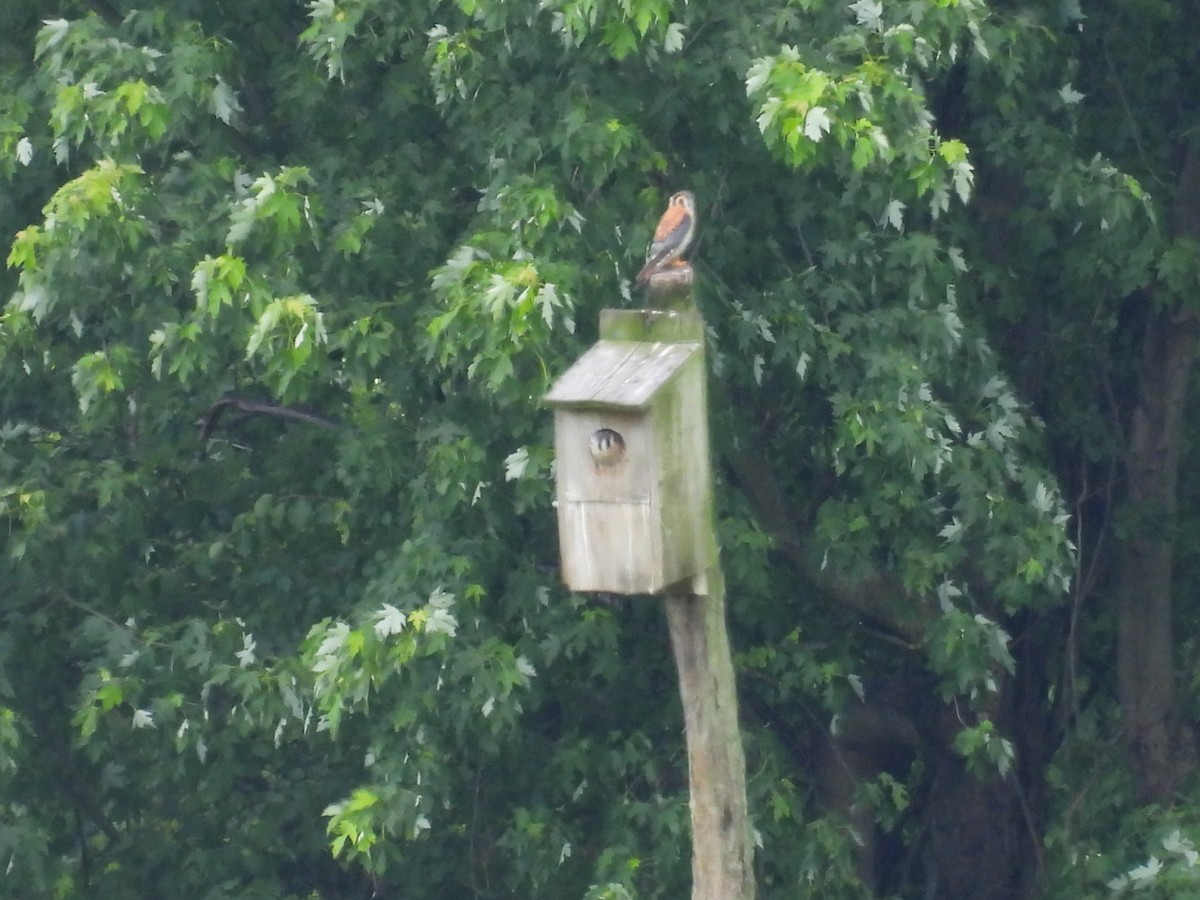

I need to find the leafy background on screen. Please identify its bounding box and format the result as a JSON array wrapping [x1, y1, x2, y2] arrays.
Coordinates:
[[2, 0, 1199, 897]]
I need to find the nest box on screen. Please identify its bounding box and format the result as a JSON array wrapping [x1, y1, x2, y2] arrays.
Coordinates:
[[544, 310, 714, 595]]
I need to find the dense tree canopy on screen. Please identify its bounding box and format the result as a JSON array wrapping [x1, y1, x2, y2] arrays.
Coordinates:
[[2, 0, 1199, 897]]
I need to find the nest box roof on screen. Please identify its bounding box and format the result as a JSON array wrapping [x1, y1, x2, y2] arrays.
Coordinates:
[[544, 340, 701, 411]]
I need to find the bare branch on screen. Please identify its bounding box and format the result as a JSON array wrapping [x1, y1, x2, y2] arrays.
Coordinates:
[[198, 395, 340, 448]]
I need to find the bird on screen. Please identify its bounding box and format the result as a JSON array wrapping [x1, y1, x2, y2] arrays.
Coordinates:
[[635, 190, 696, 285], [588, 427, 626, 468]]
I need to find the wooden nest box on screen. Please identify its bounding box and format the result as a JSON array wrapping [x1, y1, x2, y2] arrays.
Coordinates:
[[544, 310, 714, 595]]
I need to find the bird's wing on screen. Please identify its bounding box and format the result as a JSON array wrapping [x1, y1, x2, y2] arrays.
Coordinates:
[[654, 202, 690, 242], [646, 207, 693, 261]]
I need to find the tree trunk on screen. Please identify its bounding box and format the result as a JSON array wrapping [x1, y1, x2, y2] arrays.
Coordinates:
[[1114, 311, 1198, 802], [1114, 144, 1200, 803]]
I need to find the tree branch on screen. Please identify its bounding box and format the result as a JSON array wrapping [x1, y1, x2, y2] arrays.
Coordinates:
[[712, 378, 928, 645], [198, 395, 340, 448]]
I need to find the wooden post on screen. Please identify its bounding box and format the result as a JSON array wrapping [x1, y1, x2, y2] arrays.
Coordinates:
[[643, 269, 755, 900], [665, 574, 756, 900]]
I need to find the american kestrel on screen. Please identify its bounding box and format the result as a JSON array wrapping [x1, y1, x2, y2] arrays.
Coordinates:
[[588, 427, 626, 467], [635, 190, 696, 285]]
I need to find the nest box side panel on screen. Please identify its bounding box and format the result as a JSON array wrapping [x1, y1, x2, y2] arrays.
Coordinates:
[[653, 353, 713, 587], [553, 409, 666, 594]]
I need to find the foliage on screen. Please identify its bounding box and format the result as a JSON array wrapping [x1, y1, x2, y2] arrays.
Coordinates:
[[1, 0, 1198, 897]]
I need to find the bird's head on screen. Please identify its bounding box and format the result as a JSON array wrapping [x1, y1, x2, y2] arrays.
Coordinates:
[[669, 190, 696, 214]]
